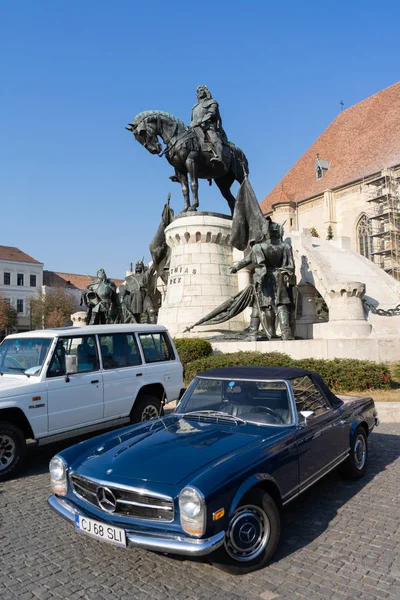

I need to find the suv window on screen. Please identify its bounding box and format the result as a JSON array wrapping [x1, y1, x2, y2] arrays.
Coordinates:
[[291, 376, 331, 418], [47, 336, 99, 377], [99, 333, 142, 369], [138, 332, 175, 363]]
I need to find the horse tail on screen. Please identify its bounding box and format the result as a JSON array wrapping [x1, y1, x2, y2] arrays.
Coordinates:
[[228, 143, 249, 183]]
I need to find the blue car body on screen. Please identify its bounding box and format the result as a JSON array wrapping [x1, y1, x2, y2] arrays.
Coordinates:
[[48, 366, 378, 559]]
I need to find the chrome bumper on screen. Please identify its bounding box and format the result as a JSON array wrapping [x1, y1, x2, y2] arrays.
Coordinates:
[[48, 495, 225, 557]]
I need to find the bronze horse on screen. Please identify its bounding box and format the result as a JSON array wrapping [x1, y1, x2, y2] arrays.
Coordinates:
[[126, 111, 249, 215]]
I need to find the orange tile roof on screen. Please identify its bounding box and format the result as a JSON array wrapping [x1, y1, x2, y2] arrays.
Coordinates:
[[261, 81, 400, 214], [43, 271, 125, 290], [0, 245, 42, 264]]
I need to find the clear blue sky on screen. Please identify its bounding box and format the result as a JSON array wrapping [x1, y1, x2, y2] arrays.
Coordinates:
[[2, 1, 400, 278]]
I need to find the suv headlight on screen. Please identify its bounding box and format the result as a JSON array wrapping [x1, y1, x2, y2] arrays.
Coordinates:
[[179, 487, 205, 536], [49, 455, 68, 495]]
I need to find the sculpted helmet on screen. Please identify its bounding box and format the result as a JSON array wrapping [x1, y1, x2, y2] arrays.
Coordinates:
[[197, 85, 212, 100], [135, 259, 145, 273]]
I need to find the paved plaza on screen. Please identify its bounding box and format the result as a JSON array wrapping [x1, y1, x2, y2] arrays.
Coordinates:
[[0, 424, 399, 600]]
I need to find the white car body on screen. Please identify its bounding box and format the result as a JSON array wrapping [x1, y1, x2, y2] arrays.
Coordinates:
[[0, 324, 183, 445]]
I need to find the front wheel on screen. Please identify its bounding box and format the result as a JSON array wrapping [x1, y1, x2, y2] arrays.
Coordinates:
[[130, 395, 162, 423], [339, 426, 368, 480], [0, 422, 26, 481], [211, 488, 280, 574]]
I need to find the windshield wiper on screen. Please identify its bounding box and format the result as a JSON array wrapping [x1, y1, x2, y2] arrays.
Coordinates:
[[6, 366, 29, 377], [183, 410, 247, 424]]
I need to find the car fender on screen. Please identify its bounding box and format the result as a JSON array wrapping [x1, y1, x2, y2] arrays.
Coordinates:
[[229, 472, 282, 516], [349, 417, 369, 442]]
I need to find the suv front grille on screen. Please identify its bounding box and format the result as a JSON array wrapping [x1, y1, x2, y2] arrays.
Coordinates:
[[70, 473, 174, 522]]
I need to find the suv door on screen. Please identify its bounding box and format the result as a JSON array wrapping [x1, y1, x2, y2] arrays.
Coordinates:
[[98, 333, 142, 418], [46, 335, 103, 432], [137, 331, 182, 400]]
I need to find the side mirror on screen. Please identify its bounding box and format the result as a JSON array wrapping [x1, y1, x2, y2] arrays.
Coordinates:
[[299, 410, 314, 426], [65, 355, 78, 381]]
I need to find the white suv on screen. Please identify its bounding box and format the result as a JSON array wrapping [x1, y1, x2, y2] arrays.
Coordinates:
[[0, 324, 184, 480]]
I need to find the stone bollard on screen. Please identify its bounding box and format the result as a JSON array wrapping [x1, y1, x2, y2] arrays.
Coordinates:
[[314, 281, 372, 338], [71, 311, 87, 327]]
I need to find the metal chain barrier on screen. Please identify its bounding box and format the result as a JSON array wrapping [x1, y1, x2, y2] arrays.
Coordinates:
[[362, 299, 400, 316]]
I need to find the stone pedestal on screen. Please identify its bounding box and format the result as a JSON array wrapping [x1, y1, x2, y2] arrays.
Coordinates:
[[157, 212, 246, 336], [71, 311, 87, 326], [314, 281, 372, 339]]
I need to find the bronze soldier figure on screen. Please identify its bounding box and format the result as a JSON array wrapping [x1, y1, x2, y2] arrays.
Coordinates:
[[190, 85, 227, 169], [231, 222, 296, 340], [80, 269, 119, 325], [119, 261, 160, 324]]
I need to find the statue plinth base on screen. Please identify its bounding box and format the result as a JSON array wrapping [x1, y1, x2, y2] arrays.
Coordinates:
[[157, 212, 246, 337]]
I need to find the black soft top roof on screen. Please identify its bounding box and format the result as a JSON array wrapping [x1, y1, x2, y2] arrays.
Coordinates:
[[197, 366, 343, 408]]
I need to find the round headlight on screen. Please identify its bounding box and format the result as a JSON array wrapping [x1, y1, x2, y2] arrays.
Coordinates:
[[179, 487, 202, 517], [49, 456, 66, 481]]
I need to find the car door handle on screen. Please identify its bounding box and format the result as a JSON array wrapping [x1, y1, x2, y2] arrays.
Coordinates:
[[136, 373, 143, 377], [91, 380, 99, 384]]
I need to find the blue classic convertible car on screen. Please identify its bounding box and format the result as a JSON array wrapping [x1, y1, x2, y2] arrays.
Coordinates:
[[48, 366, 379, 574]]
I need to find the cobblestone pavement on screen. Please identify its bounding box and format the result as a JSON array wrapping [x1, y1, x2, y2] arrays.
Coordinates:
[[0, 424, 399, 600]]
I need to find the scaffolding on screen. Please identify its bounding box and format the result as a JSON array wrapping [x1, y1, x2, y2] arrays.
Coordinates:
[[365, 168, 400, 281]]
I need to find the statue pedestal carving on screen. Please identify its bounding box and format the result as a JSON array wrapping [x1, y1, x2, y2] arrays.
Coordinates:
[[157, 213, 246, 336]]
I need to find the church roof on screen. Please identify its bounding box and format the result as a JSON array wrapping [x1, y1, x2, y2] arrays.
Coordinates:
[[0, 245, 42, 264], [261, 81, 400, 214]]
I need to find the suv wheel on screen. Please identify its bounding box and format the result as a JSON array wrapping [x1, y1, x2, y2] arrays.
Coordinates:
[[0, 422, 26, 481], [211, 488, 280, 574], [130, 395, 161, 423]]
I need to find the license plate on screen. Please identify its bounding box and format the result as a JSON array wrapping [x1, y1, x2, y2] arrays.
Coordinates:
[[75, 514, 127, 548]]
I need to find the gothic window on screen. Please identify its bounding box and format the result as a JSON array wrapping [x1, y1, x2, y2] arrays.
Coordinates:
[[357, 215, 372, 259]]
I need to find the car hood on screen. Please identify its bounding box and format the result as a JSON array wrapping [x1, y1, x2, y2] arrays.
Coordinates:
[[75, 415, 268, 486], [0, 375, 33, 396]]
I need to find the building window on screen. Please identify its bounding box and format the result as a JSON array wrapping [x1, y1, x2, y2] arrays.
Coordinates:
[[316, 166, 323, 180], [17, 299, 24, 314], [4, 272, 10, 285], [357, 215, 373, 259], [30, 275, 36, 287], [17, 273, 24, 286]]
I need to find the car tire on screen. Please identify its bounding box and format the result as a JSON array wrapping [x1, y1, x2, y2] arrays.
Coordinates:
[[211, 488, 280, 575], [339, 426, 368, 480], [130, 395, 162, 423], [0, 421, 26, 481]]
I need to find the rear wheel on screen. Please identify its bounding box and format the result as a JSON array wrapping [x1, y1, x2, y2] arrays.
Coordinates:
[[0, 422, 26, 481], [130, 395, 162, 423], [211, 488, 280, 574], [339, 426, 368, 479]]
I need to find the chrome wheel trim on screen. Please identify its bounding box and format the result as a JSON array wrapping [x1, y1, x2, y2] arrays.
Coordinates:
[[141, 404, 159, 421], [354, 434, 366, 470], [225, 504, 270, 562], [0, 434, 16, 471]]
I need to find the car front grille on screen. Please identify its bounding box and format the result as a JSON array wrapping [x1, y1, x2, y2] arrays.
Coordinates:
[[69, 472, 174, 522]]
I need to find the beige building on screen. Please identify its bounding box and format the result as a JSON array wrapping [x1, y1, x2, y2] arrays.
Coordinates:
[[0, 246, 43, 331], [261, 81, 400, 280]]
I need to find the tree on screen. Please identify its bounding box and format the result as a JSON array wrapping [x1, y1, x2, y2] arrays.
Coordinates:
[[0, 293, 18, 336], [310, 227, 320, 238], [327, 225, 333, 240], [30, 288, 78, 329]]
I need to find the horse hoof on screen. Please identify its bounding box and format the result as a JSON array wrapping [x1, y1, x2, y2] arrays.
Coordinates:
[[187, 206, 198, 212]]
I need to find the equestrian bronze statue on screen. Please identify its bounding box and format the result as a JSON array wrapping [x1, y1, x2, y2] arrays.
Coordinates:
[[126, 85, 249, 215]]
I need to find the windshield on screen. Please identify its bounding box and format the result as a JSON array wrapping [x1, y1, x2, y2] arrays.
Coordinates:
[[178, 377, 294, 426], [0, 337, 52, 376]]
